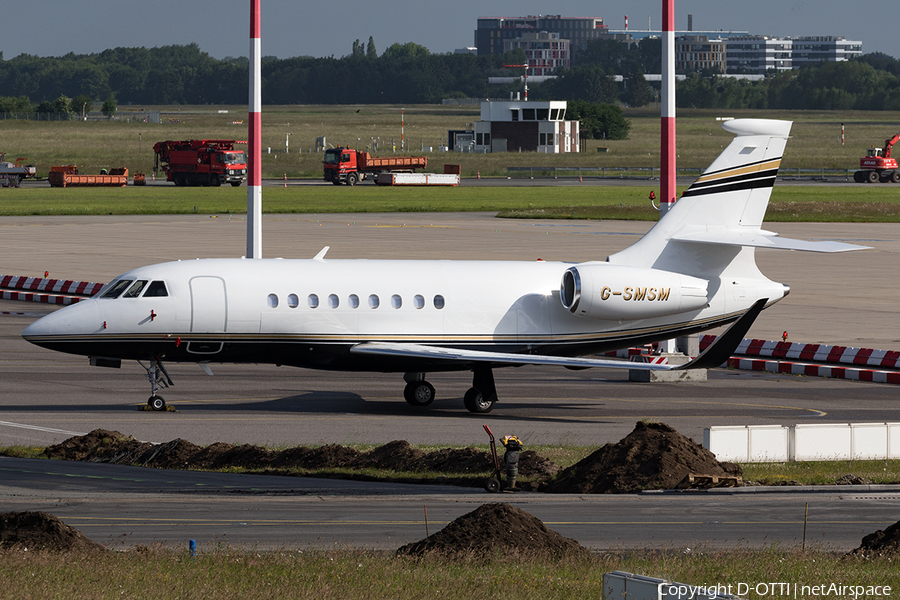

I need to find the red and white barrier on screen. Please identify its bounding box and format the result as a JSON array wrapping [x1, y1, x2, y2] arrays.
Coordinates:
[[0, 274, 103, 305], [700, 335, 900, 370]]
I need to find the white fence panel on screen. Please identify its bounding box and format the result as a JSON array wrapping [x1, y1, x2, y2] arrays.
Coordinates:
[[706, 423, 900, 462]]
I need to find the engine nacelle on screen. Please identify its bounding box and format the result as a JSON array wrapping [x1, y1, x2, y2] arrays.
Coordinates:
[[560, 262, 709, 320]]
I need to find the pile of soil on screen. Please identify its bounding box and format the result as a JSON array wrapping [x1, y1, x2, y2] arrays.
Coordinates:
[[0, 512, 105, 552], [396, 503, 588, 557], [44, 430, 560, 486], [852, 520, 900, 556], [543, 421, 742, 494], [835, 474, 874, 485]]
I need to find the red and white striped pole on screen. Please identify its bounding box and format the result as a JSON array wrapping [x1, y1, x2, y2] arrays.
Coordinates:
[[659, 0, 678, 356], [660, 0, 676, 215], [247, 0, 262, 259]]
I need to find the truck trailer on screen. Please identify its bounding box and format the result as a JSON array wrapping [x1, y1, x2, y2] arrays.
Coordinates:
[[153, 139, 247, 187], [323, 147, 427, 186], [0, 154, 37, 187]]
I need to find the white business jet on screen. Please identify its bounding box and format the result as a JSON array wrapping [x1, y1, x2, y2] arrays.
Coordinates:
[[22, 119, 866, 413]]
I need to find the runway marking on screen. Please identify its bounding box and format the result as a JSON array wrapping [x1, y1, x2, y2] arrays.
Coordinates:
[[0, 421, 87, 436]]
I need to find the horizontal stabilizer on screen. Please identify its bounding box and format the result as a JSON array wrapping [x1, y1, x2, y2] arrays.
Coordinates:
[[671, 230, 870, 253]]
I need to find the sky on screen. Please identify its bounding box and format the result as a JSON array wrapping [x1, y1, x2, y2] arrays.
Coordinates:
[[1, 0, 895, 61]]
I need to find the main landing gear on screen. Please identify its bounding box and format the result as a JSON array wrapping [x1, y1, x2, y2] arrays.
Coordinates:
[[138, 358, 174, 411], [403, 366, 499, 413]]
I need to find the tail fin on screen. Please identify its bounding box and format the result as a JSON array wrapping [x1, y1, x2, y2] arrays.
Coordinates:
[[609, 119, 865, 277]]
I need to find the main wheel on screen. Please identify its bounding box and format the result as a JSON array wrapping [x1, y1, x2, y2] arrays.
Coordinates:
[[148, 395, 166, 411], [891, 171, 900, 184], [346, 172, 359, 186], [210, 174, 221, 187], [403, 381, 435, 406], [463, 387, 494, 413], [853, 171, 866, 183], [867, 170, 880, 183]]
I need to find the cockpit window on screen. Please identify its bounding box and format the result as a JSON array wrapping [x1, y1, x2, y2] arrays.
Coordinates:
[[123, 280, 148, 298], [143, 281, 169, 297], [100, 279, 133, 299]]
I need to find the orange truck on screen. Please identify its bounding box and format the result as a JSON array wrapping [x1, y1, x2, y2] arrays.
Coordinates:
[[323, 147, 427, 186]]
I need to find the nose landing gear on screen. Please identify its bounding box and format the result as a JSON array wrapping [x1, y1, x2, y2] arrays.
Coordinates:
[[139, 358, 174, 411]]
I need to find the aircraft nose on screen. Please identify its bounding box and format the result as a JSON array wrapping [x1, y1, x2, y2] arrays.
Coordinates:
[[22, 299, 102, 342]]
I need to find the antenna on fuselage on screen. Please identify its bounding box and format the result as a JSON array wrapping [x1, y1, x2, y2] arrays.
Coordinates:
[[247, 0, 262, 259]]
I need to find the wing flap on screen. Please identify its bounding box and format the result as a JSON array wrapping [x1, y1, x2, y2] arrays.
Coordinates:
[[349, 342, 672, 371]]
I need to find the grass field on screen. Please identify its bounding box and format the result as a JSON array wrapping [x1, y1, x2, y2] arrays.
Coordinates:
[[3, 181, 900, 221], [2, 546, 896, 600], [3, 105, 899, 220], [3, 105, 900, 179]]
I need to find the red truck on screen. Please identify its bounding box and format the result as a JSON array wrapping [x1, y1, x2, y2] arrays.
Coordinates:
[[153, 140, 247, 187], [323, 147, 427, 186]]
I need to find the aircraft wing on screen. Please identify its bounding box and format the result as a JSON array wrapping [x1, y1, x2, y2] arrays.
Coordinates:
[[351, 299, 767, 371], [350, 342, 673, 371], [671, 230, 871, 253]]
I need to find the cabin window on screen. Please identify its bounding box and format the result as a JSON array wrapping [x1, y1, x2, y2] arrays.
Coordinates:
[[368, 294, 380, 309], [143, 281, 168, 297], [267, 293, 278, 308], [414, 295, 425, 309], [328, 294, 340, 308], [433, 295, 445, 309], [101, 279, 133, 299], [123, 280, 148, 298], [349, 294, 360, 309], [287, 294, 299, 308], [391, 294, 402, 309], [308, 294, 319, 308]]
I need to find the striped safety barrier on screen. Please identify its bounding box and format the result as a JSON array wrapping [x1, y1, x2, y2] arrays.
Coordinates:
[[701, 335, 900, 371], [0, 275, 104, 305]]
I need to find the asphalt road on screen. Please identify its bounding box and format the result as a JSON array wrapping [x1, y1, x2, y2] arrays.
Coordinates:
[[1, 211, 898, 551], [2, 457, 896, 551]]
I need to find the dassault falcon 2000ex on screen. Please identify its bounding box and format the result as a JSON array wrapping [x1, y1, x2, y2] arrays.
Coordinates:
[[23, 119, 867, 413]]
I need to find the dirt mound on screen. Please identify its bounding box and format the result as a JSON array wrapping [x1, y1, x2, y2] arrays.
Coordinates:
[[544, 421, 742, 494], [835, 474, 874, 485], [44, 429, 143, 462], [351, 440, 425, 470], [41, 432, 560, 487], [0, 512, 105, 552], [852, 520, 900, 556], [396, 503, 588, 557], [423, 447, 493, 473]]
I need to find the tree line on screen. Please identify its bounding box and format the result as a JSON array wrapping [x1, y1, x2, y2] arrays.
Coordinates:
[[1, 40, 898, 112]]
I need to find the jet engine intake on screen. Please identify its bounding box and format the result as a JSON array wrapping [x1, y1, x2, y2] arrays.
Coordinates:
[[560, 263, 709, 320]]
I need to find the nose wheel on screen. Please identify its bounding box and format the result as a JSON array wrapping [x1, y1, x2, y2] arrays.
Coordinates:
[[139, 359, 174, 411]]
